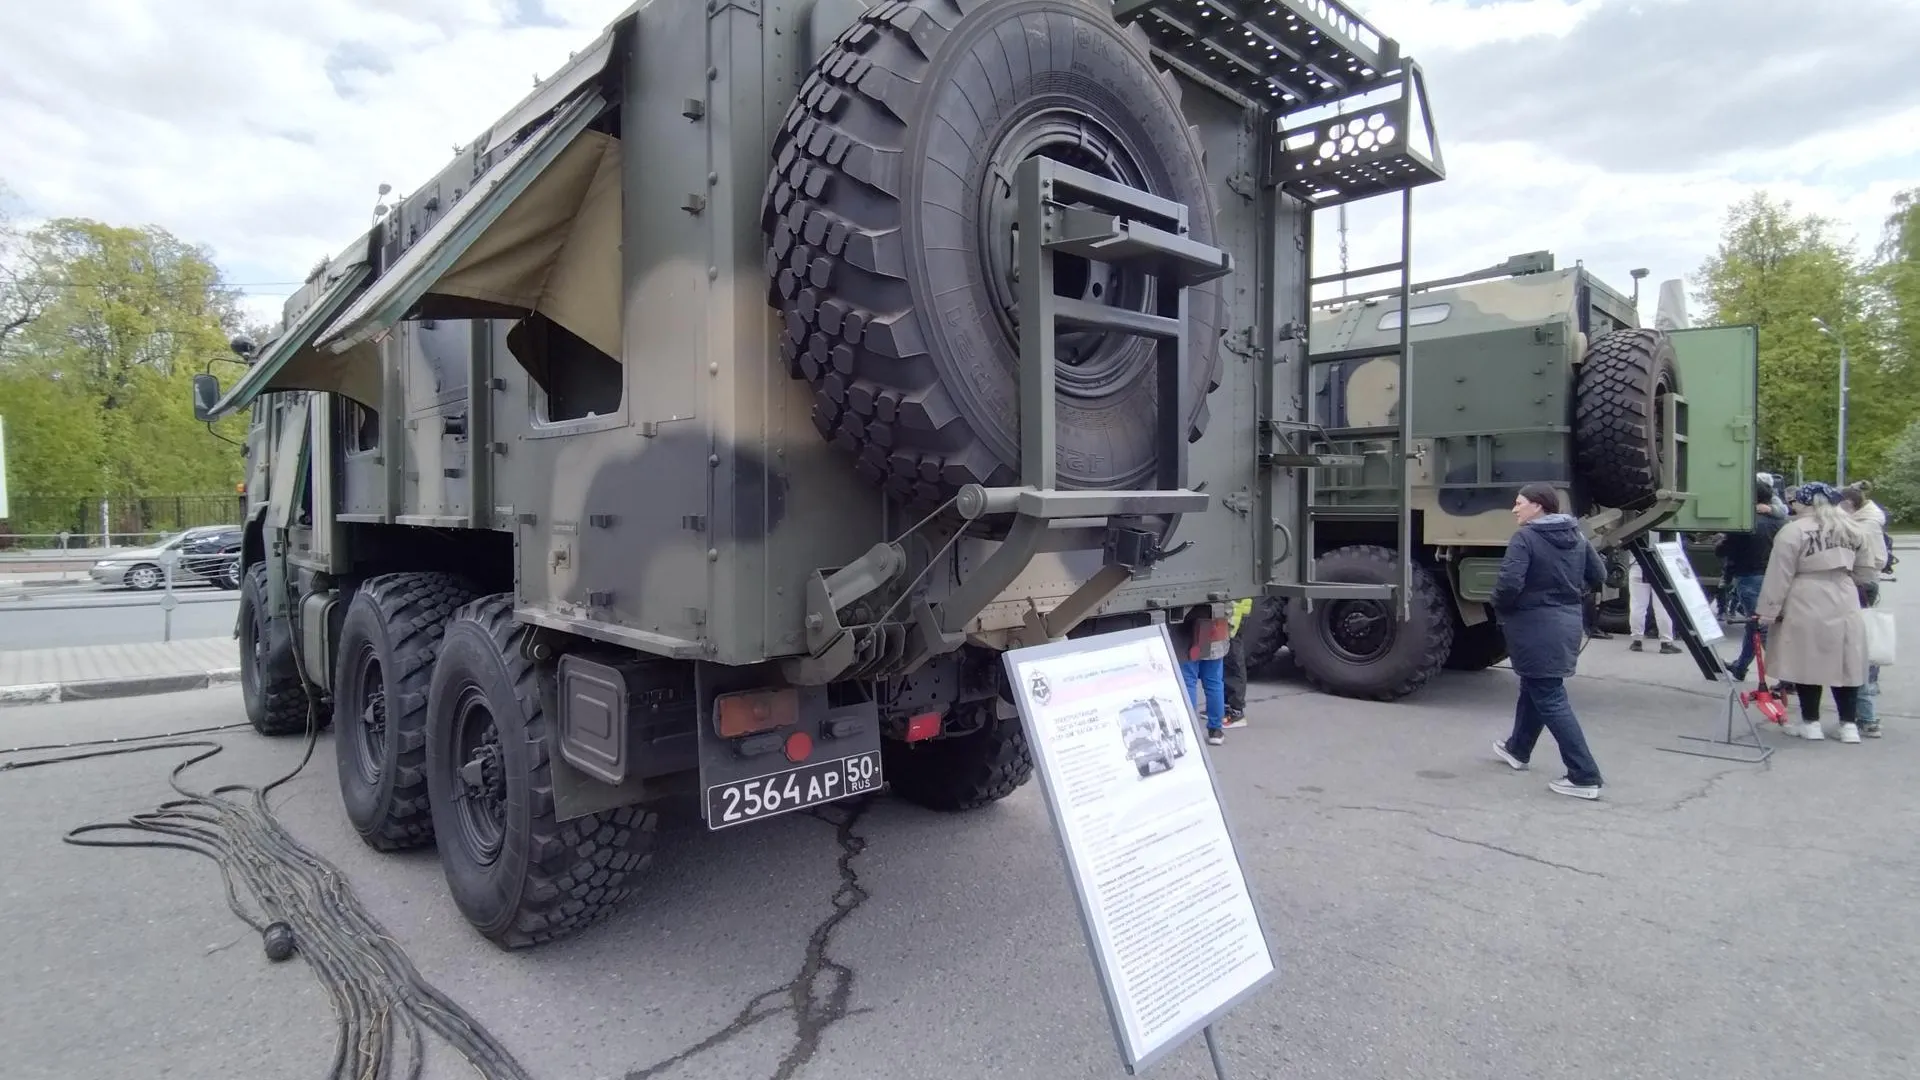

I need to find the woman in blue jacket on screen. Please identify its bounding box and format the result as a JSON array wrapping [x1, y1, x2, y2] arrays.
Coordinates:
[[1489, 483, 1608, 799]]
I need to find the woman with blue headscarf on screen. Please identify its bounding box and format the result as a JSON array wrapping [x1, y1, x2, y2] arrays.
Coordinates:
[[1755, 482, 1881, 743]]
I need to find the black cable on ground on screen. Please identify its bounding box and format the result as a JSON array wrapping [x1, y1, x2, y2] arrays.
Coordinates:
[[2, 692, 535, 1080]]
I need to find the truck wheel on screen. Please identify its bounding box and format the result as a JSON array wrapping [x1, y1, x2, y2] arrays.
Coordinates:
[[1239, 597, 1290, 675], [238, 562, 311, 736], [1283, 545, 1453, 701], [1443, 620, 1509, 671], [761, 0, 1224, 505], [424, 595, 656, 949], [1574, 328, 1680, 508], [882, 701, 1033, 812], [332, 572, 482, 852]]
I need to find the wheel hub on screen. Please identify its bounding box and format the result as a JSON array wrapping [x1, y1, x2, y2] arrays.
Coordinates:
[[351, 648, 387, 787], [1324, 600, 1394, 664], [452, 691, 507, 866], [977, 107, 1155, 396]]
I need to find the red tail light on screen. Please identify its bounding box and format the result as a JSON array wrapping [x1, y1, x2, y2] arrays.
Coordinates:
[[905, 712, 941, 742]]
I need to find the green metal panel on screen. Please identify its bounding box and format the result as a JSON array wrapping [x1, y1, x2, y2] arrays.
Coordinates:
[[206, 263, 370, 420], [1666, 325, 1758, 534], [317, 90, 608, 355], [1453, 556, 1503, 602]]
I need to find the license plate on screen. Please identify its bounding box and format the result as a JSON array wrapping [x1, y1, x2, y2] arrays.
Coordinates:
[[705, 751, 882, 830]]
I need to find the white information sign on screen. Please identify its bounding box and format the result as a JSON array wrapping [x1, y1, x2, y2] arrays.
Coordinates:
[[1654, 540, 1724, 643], [1004, 623, 1276, 1073]]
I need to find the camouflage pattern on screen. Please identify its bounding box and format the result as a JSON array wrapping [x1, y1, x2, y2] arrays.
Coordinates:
[[197, 0, 1317, 687]]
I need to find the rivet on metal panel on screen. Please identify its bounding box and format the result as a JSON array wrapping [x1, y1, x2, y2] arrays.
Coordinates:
[[707, 66, 718, 80], [709, 455, 720, 467], [709, 361, 719, 375], [708, 172, 718, 186], [708, 266, 718, 279], [707, 549, 719, 562]]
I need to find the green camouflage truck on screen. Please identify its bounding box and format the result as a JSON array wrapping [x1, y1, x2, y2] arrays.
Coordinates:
[[1241, 251, 1759, 698], [187, 0, 1449, 948]]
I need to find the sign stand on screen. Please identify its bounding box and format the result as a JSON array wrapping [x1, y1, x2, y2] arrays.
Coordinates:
[[1634, 537, 1775, 764], [1004, 623, 1277, 1077]]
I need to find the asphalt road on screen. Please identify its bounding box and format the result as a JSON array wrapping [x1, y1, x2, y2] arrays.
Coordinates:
[[1, 587, 1915, 1080], [0, 583, 237, 650]]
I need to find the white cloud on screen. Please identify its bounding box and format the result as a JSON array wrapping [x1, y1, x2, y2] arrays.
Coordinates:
[[0, 0, 1912, 335]]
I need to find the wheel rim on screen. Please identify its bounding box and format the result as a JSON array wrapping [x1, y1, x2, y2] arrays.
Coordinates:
[[350, 646, 387, 786], [978, 106, 1155, 396], [1320, 599, 1396, 664], [451, 686, 507, 867], [130, 567, 157, 589]]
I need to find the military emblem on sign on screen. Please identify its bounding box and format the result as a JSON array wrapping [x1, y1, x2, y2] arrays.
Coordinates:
[[1030, 671, 1052, 705]]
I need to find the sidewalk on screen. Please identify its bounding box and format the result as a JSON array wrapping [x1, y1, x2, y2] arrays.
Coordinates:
[[0, 638, 240, 706]]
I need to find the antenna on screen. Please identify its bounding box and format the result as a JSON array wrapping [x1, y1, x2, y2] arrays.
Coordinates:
[[1338, 203, 1349, 296]]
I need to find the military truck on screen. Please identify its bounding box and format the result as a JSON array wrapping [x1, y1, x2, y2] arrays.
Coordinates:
[[1239, 251, 1759, 698], [187, 0, 1448, 948], [1119, 697, 1185, 776]]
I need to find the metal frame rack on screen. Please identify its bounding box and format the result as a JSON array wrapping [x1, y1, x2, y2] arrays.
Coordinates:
[[1117, 0, 1446, 621]]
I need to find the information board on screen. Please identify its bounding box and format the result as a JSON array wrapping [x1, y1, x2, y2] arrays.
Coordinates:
[[1654, 540, 1724, 643], [1003, 623, 1276, 1073]]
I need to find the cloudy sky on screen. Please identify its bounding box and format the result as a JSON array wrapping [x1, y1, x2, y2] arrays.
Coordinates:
[[1, 0, 1914, 329]]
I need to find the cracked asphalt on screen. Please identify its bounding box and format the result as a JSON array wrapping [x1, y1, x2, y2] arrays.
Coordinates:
[[2, 577, 1915, 1080]]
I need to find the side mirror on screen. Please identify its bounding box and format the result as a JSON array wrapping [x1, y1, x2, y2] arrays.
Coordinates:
[[191, 373, 221, 422]]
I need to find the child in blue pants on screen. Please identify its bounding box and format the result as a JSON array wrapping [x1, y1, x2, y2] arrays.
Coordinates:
[[1182, 657, 1226, 745]]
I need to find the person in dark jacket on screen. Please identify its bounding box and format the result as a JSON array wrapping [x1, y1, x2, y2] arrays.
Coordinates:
[[1718, 477, 1788, 681], [1489, 483, 1608, 799]]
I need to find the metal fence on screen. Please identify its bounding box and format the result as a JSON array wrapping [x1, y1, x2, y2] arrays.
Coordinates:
[[0, 494, 246, 550]]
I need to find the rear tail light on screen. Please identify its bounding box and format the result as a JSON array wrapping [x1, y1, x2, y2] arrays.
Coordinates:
[[714, 688, 799, 739], [904, 712, 941, 742]]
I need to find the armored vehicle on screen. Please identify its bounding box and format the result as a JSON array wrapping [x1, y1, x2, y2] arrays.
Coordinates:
[[1118, 697, 1184, 776], [190, 0, 1448, 948], [1240, 252, 1759, 698]]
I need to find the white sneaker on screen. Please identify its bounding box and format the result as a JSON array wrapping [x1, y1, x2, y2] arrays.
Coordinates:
[[1795, 720, 1826, 740], [1837, 722, 1861, 744], [1492, 740, 1528, 771]]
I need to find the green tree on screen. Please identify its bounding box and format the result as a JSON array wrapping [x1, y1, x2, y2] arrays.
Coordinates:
[[1875, 418, 1920, 524], [1691, 192, 1913, 484], [0, 211, 250, 533]]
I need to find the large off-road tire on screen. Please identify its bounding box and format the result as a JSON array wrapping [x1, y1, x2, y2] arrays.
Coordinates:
[[761, 0, 1224, 505], [1574, 328, 1680, 509], [332, 572, 483, 852], [1443, 620, 1509, 671], [883, 701, 1034, 812], [1283, 545, 1453, 701], [238, 562, 311, 736], [1239, 596, 1290, 675], [424, 595, 656, 949]]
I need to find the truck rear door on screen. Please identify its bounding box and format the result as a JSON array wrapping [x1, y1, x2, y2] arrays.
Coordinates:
[[1667, 324, 1759, 535]]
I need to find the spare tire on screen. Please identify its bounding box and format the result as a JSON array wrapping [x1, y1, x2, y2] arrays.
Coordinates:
[[1574, 328, 1679, 509], [761, 0, 1224, 505]]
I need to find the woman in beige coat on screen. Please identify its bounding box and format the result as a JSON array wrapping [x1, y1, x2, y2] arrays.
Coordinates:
[[1755, 482, 1880, 743]]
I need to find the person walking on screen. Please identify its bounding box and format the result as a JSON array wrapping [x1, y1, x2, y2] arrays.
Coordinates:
[[1489, 483, 1608, 800], [1848, 480, 1895, 575], [1180, 607, 1231, 747], [1627, 529, 1682, 653], [1755, 482, 1880, 743], [1221, 597, 1253, 729], [1719, 477, 1788, 681]]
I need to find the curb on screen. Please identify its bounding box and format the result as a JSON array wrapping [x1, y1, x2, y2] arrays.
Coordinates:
[[0, 667, 241, 707]]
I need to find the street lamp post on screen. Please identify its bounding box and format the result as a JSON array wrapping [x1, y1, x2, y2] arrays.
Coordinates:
[[1812, 316, 1850, 485]]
